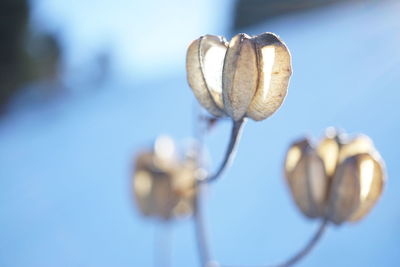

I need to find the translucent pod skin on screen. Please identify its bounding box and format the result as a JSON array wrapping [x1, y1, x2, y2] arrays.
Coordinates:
[[222, 33, 258, 121], [186, 35, 228, 117], [199, 35, 228, 111], [284, 129, 386, 225], [327, 153, 385, 225], [325, 155, 362, 225], [285, 138, 328, 218], [186, 32, 292, 122], [133, 138, 197, 220], [246, 33, 292, 121]]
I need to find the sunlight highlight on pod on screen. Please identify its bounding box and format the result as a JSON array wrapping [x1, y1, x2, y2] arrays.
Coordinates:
[[202, 45, 226, 107], [284, 128, 386, 225], [359, 158, 375, 200], [260, 46, 276, 99], [285, 145, 302, 173], [134, 170, 153, 197]]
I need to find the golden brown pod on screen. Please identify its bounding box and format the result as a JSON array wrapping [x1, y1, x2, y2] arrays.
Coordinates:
[[186, 32, 292, 122], [246, 33, 292, 121], [186, 35, 228, 117], [327, 152, 385, 224], [222, 33, 258, 121], [284, 129, 386, 225], [285, 138, 328, 218], [133, 136, 197, 220]]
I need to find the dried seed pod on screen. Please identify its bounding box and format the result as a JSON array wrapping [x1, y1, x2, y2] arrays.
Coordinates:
[[284, 129, 386, 225], [186, 35, 228, 117], [186, 32, 292, 122], [222, 33, 258, 121], [327, 152, 385, 224], [246, 33, 292, 121], [133, 136, 197, 220], [325, 155, 362, 224], [285, 138, 328, 218]]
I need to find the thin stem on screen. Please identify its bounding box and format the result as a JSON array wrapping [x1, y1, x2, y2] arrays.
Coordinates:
[[221, 219, 328, 267], [199, 118, 246, 183], [194, 185, 212, 266], [271, 218, 329, 267]]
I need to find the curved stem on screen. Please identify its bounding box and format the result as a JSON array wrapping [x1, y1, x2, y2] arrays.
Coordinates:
[[199, 118, 246, 183], [221, 219, 328, 267], [272, 219, 329, 267], [194, 185, 213, 266]]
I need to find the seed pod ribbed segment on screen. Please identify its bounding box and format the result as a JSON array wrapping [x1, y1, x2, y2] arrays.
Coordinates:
[[246, 33, 292, 121], [327, 153, 385, 224], [186, 35, 227, 117], [222, 33, 258, 121], [285, 138, 328, 218]]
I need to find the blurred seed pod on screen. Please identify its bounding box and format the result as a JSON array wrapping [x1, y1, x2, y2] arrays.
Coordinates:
[[133, 136, 198, 220], [284, 128, 385, 225], [326, 151, 385, 224], [285, 138, 328, 219], [186, 32, 292, 122]]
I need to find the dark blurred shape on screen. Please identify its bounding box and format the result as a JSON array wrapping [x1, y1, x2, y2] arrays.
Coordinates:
[[233, 0, 364, 30], [0, 0, 61, 114]]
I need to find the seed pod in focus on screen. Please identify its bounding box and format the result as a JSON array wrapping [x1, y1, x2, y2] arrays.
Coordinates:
[[222, 33, 258, 121], [133, 136, 198, 220], [284, 129, 386, 225], [186, 32, 292, 122], [246, 33, 292, 121], [186, 35, 228, 117]]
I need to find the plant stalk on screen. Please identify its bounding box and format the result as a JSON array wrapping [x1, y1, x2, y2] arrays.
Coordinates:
[[199, 118, 246, 183], [221, 219, 328, 267], [272, 218, 329, 267], [194, 185, 213, 266]]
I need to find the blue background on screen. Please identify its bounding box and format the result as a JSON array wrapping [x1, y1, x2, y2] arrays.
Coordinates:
[[0, 0, 399, 266]]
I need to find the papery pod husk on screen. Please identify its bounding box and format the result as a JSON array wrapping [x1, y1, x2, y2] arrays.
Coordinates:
[[326, 153, 385, 224], [337, 134, 375, 164], [133, 152, 197, 220], [186, 35, 227, 117], [349, 152, 385, 222], [246, 33, 292, 121], [316, 132, 379, 221], [222, 33, 258, 121], [316, 132, 340, 178], [325, 155, 361, 224], [187, 32, 292, 121], [198, 35, 227, 111], [316, 131, 375, 177], [285, 138, 328, 218]]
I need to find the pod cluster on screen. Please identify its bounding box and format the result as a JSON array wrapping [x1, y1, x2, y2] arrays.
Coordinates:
[[284, 129, 385, 225], [133, 136, 198, 220], [186, 32, 292, 122]]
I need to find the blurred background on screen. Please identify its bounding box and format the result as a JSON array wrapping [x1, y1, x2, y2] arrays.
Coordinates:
[[1, 0, 399, 266]]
